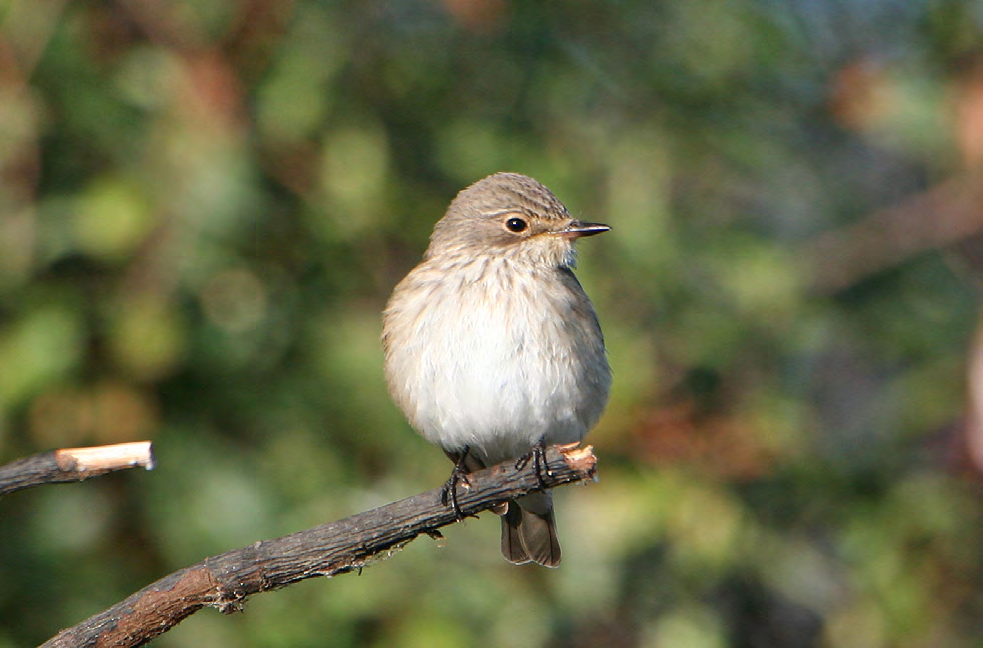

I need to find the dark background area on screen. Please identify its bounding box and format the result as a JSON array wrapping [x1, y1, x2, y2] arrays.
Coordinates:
[[2, 1, 983, 645]]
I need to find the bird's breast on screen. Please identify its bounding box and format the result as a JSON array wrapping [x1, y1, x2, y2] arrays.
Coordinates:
[[383, 259, 610, 464]]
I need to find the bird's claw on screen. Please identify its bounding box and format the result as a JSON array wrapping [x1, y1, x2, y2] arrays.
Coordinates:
[[515, 438, 551, 489], [441, 447, 473, 521]]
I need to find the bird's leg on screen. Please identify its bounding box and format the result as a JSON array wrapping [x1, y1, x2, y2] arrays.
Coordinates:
[[441, 446, 473, 521], [515, 437, 551, 489]]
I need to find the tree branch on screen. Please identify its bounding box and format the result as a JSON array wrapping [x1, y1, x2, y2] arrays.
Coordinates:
[[41, 443, 598, 648], [0, 442, 156, 496]]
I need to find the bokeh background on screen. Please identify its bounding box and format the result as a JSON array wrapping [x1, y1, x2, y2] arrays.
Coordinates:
[[2, 1, 983, 646]]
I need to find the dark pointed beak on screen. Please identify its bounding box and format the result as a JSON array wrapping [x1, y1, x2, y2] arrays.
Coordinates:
[[558, 220, 611, 239]]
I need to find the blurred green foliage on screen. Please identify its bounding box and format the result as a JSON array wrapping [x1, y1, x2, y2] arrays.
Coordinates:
[[2, 1, 983, 646]]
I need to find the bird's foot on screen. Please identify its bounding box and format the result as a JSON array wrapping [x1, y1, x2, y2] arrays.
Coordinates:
[[441, 447, 473, 521], [515, 438, 551, 489]]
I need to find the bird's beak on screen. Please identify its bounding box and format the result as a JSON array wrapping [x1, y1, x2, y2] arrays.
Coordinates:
[[556, 220, 611, 240]]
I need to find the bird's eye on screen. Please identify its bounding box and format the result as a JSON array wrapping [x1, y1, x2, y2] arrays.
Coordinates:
[[505, 217, 528, 233]]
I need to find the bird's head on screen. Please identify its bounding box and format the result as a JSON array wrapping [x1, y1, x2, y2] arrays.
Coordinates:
[[426, 172, 609, 268]]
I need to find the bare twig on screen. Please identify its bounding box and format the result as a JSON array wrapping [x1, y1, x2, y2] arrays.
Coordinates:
[[41, 444, 597, 648], [0, 442, 156, 496]]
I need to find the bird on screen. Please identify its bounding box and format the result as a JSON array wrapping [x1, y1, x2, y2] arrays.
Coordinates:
[[382, 172, 611, 567]]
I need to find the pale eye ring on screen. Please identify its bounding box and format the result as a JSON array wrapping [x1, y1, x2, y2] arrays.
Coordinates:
[[505, 217, 528, 233]]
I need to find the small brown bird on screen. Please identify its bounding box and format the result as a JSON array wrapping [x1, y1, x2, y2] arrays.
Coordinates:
[[382, 172, 611, 567]]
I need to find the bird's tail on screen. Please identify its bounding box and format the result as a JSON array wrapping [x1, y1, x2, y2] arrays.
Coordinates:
[[500, 490, 561, 567]]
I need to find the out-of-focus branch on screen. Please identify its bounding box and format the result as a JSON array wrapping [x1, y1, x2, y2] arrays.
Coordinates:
[[41, 444, 597, 648], [803, 175, 983, 293], [0, 442, 156, 496]]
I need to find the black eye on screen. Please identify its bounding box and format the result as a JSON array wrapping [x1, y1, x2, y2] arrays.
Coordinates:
[[505, 217, 527, 233]]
